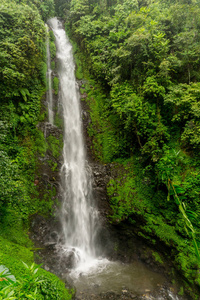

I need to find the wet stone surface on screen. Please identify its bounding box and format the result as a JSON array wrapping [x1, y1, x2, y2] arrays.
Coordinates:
[[74, 286, 180, 300]]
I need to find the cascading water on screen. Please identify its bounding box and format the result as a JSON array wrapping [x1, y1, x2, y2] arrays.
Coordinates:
[[48, 18, 100, 272], [46, 25, 54, 124], [46, 17, 182, 300]]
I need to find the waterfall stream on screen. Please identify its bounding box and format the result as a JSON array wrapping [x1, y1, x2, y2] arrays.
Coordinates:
[[46, 18, 181, 300], [48, 17, 101, 272]]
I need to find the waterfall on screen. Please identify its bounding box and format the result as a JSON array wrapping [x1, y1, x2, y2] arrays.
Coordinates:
[[46, 24, 54, 124], [48, 18, 100, 271], [45, 18, 182, 300]]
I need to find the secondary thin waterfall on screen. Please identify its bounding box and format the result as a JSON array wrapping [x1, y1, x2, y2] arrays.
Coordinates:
[[48, 18, 99, 269], [46, 25, 54, 124]]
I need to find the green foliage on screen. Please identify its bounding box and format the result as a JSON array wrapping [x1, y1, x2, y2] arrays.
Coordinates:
[[0, 265, 16, 289], [0, 150, 22, 210], [0, 1, 47, 101], [58, 0, 200, 296], [0, 0, 55, 226], [54, 0, 70, 18], [53, 76, 59, 95], [17, 0, 55, 21], [49, 30, 55, 42], [75, 57, 84, 80], [47, 134, 63, 159], [70, 0, 90, 23], [178, 287, 184, 296], [156, 149, 200, 261], [50, 41, 57, 60], [102, 129, 120, 163], [0, 236, 33, 264], [54, 112, 64, 129], [34, 130, 48, 157], [67, 36, 84, 80], [2, 0, 200, 297], [152, 252, 163, 265], [164, 83, 200, 151], [67, 0, 200, 158], [0, 262, 72, 300], [0, 1, 72, 299], [51, 61, 56, 70], [107, 158, 200, 285]]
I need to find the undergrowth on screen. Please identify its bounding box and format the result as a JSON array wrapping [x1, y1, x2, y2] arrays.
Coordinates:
[[67, 26, 200, 298]]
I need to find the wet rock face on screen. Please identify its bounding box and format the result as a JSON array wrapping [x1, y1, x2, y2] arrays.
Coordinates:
[[30, 215, 75, 277], [92, 163, 112, 217], [38, 122, 62, 139], [36, 121, 62, 193], [80, 94, 94, 161], [30, 83, 189, 300]]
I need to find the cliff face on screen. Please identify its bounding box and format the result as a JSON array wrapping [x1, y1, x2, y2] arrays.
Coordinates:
[[30, 74, 190, 299], [28, 18, 196, 299]]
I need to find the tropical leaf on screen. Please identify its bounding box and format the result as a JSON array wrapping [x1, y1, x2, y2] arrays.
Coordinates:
[[0, 266, 16, 289]]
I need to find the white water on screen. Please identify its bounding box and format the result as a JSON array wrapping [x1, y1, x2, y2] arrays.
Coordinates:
[[48, 17, 100, 272], [46, 25, 54, 124]]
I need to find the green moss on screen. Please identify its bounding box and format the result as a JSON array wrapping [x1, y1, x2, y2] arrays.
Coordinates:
[[39, 110, 48, 122], [53, 76, 59, 95], [152, 251, 164, 264], [54, 112, 63, 129], [49, 30, 55, 42], [0, 237, 33, 264], [66, 33, 86, 80], [40, 61, 48, 87], [50, 41, 56, 60], [47, 134, 63, 159], [35, 129, 48, 157], [48, 160, 58, 171], [51, 61, 55, 70], [75, 61, 84, 79], [178, 286, 184, 296], [0, 212, 32, 247]]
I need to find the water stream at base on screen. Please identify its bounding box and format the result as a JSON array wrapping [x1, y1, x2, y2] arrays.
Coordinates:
[[47, 17, 180, 300]]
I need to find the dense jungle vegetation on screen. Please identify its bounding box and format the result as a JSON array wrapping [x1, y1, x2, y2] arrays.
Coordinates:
[[1, 0, 200, 298], [0, 0, 73, 298], [54, 0, 200, 297]]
